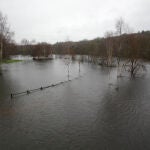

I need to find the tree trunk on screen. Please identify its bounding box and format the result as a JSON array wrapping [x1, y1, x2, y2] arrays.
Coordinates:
[[0, 41, 3, 61]]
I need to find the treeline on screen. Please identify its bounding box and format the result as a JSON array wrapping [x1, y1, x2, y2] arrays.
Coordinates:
[[10, 42, 52, 57], [7, 31, 150, 60], [52, 31, 150, 59]]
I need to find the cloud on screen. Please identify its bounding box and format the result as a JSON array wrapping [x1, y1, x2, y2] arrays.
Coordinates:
[[0, 0, 150, 43]]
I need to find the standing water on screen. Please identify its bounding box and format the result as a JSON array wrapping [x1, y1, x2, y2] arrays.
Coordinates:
[[0, 56, 150, 150]]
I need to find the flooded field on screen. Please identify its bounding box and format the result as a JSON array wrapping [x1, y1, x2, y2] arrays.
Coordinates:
[[0, 56, 150, 150]]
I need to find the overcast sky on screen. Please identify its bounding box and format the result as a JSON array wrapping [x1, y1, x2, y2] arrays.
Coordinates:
[[0, 0, 150, 43]]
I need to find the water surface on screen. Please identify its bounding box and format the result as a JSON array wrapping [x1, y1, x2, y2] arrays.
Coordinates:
[[0, 57, 150, 150]]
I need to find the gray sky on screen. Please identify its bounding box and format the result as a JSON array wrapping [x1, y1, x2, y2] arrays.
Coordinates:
[[0, 0, 150, 43]]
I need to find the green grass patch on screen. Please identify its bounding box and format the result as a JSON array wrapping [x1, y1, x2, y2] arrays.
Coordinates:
[[0, 59, 23, 64]]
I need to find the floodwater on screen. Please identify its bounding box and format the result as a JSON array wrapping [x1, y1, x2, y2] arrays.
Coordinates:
[[0, 56, 150, 150]]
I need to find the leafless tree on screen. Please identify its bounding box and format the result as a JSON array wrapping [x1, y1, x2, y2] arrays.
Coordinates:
[[21, 39, 29, 45], [105, 31, 114, 67], [0, 11, 14, 60], [21, 38, 29, 55], [115, 17, 134, 77], [115, 17, 125, 35], [115, 17, 125, 66], [122, 34, 146, 77]]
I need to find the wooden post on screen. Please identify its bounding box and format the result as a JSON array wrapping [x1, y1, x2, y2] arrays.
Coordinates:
[[27, 90, 30, 94], [10, 93, 13, 99]]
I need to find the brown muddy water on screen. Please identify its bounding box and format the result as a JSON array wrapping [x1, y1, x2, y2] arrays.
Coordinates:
[[0, 56, 150, 150]]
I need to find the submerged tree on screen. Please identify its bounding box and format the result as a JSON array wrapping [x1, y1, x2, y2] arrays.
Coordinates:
[[63, 39, 72, 80], [123, 34, 146, 77]]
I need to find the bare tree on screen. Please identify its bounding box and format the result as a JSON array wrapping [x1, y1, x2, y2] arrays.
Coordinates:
[[115, 17, 125, 66], [115, 17, 133, 64], [0, 11, 14, 60], [21, 39, 29, 45], [115, 17, 125, 35], [122, 34, 146, 77], [105, 31, 114, 67], [21, 38, 29, 55]]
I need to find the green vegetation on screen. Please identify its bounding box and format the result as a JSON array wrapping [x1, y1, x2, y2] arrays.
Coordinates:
[[0, 59, 22, 64]]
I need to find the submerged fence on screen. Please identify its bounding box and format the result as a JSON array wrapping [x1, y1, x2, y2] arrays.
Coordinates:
[[10, 75, 83, 99]]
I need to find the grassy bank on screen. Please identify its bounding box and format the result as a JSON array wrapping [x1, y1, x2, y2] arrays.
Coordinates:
[[0, 59, 23, 64]]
